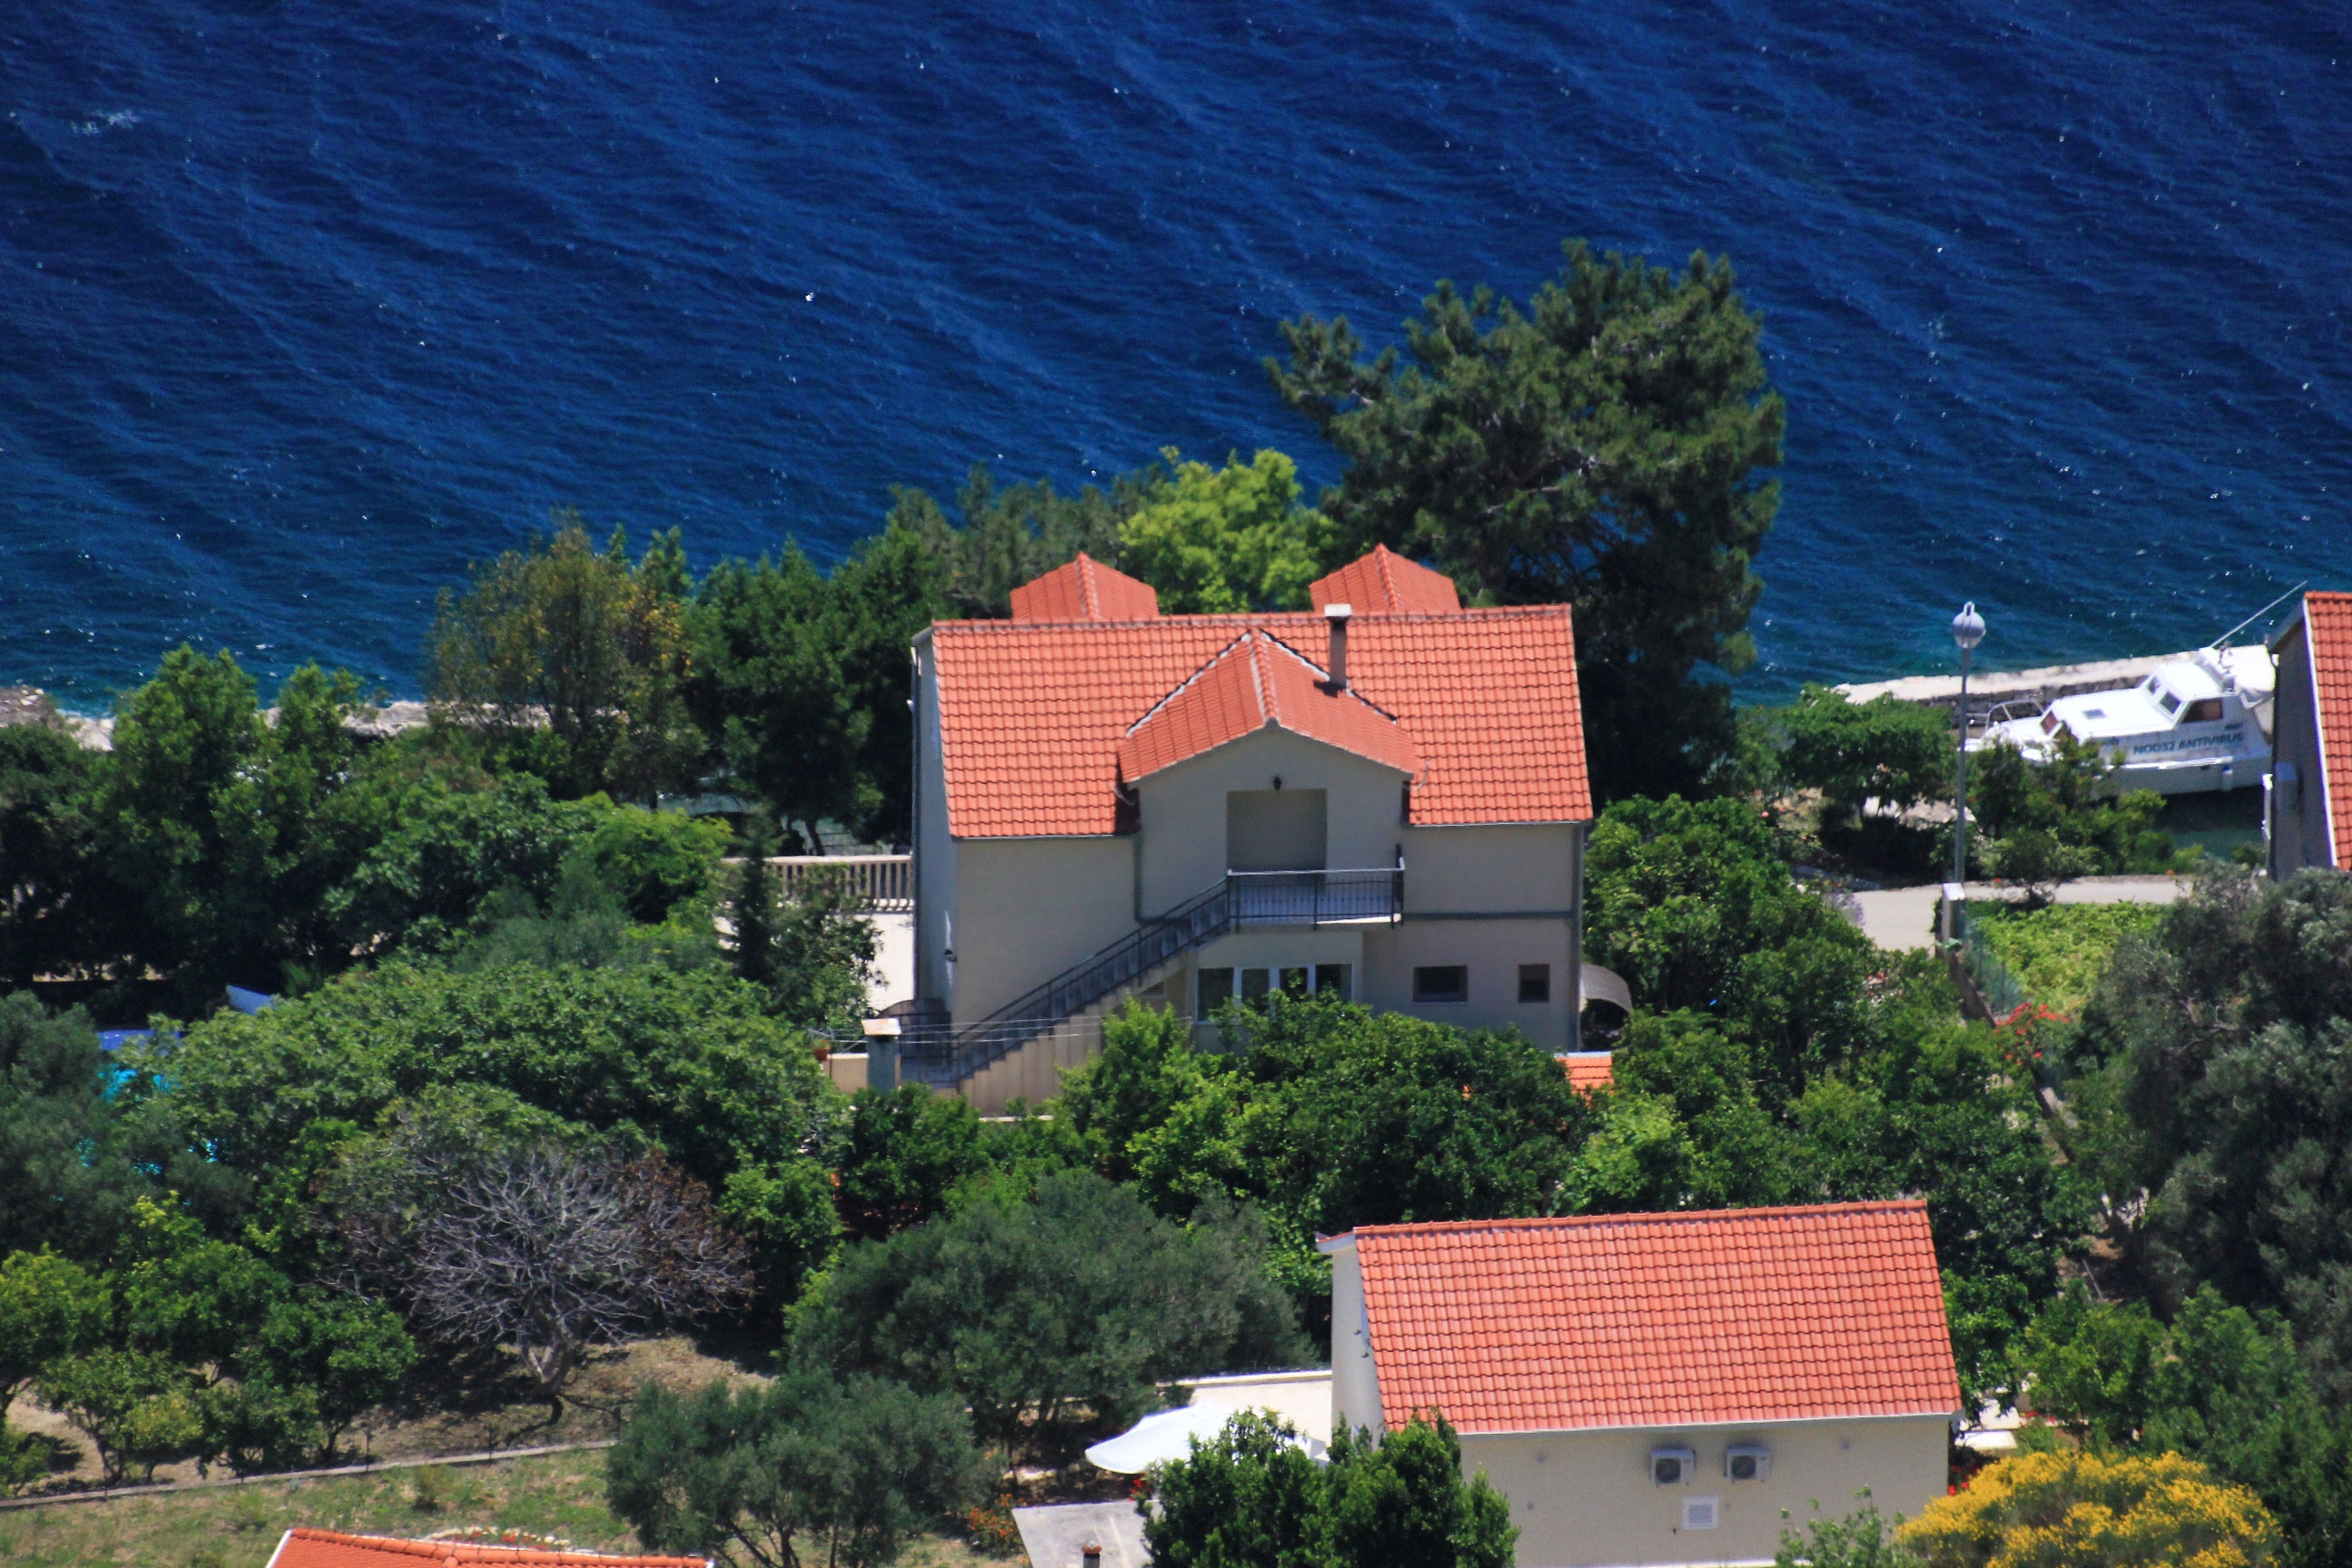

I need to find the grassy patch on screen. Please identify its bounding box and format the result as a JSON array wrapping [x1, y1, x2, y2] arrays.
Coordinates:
[[1965, 900, 2166, 1016], [0, 1447, 1014, 1568], [0, 1448, 632, 1568]]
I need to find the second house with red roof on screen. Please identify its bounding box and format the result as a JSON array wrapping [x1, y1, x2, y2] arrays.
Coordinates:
[[896, 546, 1596, 1112]]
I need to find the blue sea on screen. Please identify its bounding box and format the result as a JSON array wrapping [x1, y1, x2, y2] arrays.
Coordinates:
[[3, 2, 2347, 710]]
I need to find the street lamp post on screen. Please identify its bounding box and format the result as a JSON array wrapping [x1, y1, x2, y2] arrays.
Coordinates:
[[1951, 603, 1987, 885]]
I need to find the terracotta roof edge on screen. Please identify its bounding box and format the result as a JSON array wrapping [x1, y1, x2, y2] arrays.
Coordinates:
[[1351, 1198, 1930, 1241], [1429, 1405, 1967, 1439]]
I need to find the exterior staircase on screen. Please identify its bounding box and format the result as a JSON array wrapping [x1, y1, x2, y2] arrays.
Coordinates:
[[897, 867, 1401, 1112]]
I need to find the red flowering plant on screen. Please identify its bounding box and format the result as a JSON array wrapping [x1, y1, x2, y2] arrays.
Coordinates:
[[1991, 1003, 2070, 1083]]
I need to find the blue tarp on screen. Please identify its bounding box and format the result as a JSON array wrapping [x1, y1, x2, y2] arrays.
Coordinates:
[[225, 985, 275, 1014]]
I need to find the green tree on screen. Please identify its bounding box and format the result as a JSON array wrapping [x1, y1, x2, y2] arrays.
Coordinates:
[[835, 1085, 990, 1242], [2016, 1287, 2352, 1568], [1565, 1010, 1806, 1212], [428, 516, 704, 802], [1967, 736, 2169, 895], [127, 961, 842, 1292], [1776, 1494, 1921, 1568], [327, 776, 720, 957], [1116, 449, 1334, 612], [1148, 1410, 1330, 1568], [1778, 685, 1952, 825], [88, 650, 377, 997], [690, 545, 864, 843], [0, 719, 98, 988], [2069, 870, 2352, 1397], [794, 1169, 1306, 1458], [608, 1371, 984, 1568], [1269, 240, 1784, 799], [761, 866, 877, 1032], [37, 1348, 204, 1484], [1583, 794, 1876, 1099], [1146, 1412, 1514, 1568], [884, 464, 1140, 618], [0, 993, 183, 1263], [0, 1250, 110, 1408], [1324, 1417, 1515, 1568]]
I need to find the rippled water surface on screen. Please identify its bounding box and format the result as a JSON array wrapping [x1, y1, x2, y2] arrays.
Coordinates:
[[2, 2, 2347, 706]]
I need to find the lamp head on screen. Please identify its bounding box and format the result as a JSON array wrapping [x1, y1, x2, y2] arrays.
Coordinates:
[[1952, 602, 1986, 652]]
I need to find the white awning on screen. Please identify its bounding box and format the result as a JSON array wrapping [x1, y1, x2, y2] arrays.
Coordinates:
[[1083, 1405, 1325, 1474]]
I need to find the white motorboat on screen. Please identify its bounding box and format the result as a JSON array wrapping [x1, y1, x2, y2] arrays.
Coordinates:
[[1974, 644, 2275, 796]]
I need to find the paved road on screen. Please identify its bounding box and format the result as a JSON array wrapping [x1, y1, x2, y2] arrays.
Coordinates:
[[1850, 875, 2189, 952]]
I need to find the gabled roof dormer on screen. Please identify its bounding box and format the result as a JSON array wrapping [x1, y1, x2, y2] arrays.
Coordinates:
[[1309, 544, 1462, 615], [1008, 552, 1161, 622], [1117, 629, 1419, 784]]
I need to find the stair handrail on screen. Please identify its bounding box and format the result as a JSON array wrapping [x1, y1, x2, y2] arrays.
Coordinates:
[[910, 865, 1405, 1085]]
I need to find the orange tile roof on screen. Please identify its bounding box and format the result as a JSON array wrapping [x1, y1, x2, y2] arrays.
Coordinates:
[[1008, 553, 1160, 622], [268, 1528, 707, 1567], [1118, 630, 1419, 783], [1559, 1051, 1614, 1093], [2305, 592, 2352, 867], [1345, 1201, 1960, 1435], [931, 597, 1589, 838], [1310, 544, 1462, 615]]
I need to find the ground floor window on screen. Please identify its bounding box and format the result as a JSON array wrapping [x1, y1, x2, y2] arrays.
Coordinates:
[[1518, 964, 1551, 1004], [1197, 964, 1351, 1012], [1412, 965, 1469, 1004]]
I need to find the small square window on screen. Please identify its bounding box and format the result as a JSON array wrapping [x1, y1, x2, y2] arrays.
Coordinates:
[[1198, 968, 1234, 1011], [1517, 964, 1551, 1004], [1683, 1496, 1720, 1531], [1240, 967, 1272, 1003], [1314, 963, 1351, 999], [1413, 965, 1468, 1004]]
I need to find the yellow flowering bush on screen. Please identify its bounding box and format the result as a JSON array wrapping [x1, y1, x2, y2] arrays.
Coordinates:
[[1897, 1451, 2278, 1568]]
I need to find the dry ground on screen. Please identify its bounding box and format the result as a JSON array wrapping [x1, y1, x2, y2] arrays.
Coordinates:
[[0, 1446, 1014, 1568], [8, 1335, 756, 1490]]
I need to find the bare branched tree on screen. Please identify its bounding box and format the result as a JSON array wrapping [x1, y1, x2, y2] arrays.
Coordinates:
[[337, 1137, 750, 1408]]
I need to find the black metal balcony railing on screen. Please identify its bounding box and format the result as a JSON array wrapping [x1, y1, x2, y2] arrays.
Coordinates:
[[891, 866, 1402, 1087], [1228, 867, 1404, 926]]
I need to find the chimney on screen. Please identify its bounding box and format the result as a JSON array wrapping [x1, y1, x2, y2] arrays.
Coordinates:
[[1325, 603, 1353, 691], [1083, 1542, 1102, 1568]]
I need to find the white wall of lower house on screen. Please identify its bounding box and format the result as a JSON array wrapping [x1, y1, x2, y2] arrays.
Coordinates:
[[1134, 729, 1409, 915], [868, 911, 916, 1012], [2269, 620, 2336, 874], [1360, 917, 1577, 1050], [1462, 1416, 1953, 1568], [1325, 1238, 1383, 1439], [951, 836, 1138, 1022]]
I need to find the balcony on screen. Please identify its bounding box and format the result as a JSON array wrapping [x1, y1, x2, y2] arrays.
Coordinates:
[[1227, 867, 1402, 927]]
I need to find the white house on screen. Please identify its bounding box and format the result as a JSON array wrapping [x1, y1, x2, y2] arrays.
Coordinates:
[[1320, 1201, 1962, 1568], [902, 546, 1594, 1112], [2266, 591, 2352, 876]]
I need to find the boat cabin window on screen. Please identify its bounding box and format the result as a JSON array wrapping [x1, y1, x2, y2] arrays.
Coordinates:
[[2041, 710, 2061, 735], [2158, 688, 2184, 717], [2181, 697, 2223, 723]]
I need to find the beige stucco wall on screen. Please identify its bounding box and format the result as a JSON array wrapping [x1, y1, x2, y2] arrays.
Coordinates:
[[1359, 916, 1576, 1049], [949, 836, 1138, 1021], [2269, 622, 2336, 874], [1463, 1417, 1952, 1568], [1400, 822, 1581, 916], [1134, 728, 1408, 914]]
